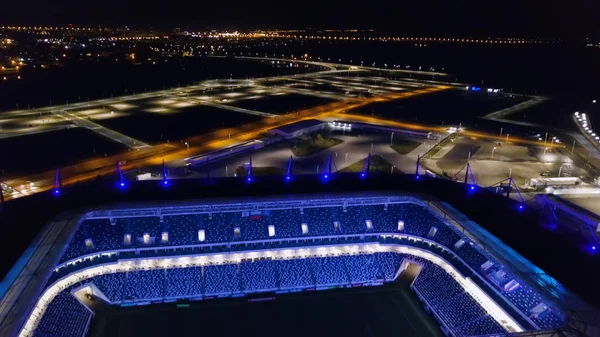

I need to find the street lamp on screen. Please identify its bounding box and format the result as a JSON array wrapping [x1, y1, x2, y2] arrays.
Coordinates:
[[491, 146, 497, 160], [390, 132, 394, 146], [558, 164, 564, 177], [185, 142, 189, 155]]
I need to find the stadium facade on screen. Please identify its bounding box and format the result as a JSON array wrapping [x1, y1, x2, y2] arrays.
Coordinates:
[[0, 175, 598, 337]]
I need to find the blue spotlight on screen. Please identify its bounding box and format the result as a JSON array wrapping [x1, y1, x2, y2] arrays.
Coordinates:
[[53, 189, 60, 196], [163, 180, 169, 185], [416, 175, 420, 180], [470, 185, 476, 190], [247, 177, 252, 182], [360, 173, 366, 178], [120, 182, 125, 187], [286, 176, 291, 181], [593, 246, 597, 251], [324, 174, 329, 179], [518, 204, 524, 211]]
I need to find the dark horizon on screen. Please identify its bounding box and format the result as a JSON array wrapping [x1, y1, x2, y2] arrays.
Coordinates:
[[1, 0, 599, 39]]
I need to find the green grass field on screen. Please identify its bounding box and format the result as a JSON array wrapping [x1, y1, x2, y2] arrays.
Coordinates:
[[291, 133, 343, 157], [87, 278, 443, 337], [339, 155, 397, 173], [390, 139, 422, 155]]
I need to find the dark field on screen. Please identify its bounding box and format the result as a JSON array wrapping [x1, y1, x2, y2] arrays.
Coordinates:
[[87, 281, 443, 337], [505, 98, 599, 132], [90, 106, 262, 143], [350, 89, 529, 125], [0, 128, 125, 176], [0, 58, 323, 112], [225, 94, 334, 114]]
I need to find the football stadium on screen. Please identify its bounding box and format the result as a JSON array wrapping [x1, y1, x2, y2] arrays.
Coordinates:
[[0, 173, 599, 337]]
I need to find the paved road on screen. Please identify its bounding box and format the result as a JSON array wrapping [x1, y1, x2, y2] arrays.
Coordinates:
[[54, 110, 150, 149]]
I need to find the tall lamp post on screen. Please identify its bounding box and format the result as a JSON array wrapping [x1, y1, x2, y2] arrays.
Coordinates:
[[491, 146, 497, 160]]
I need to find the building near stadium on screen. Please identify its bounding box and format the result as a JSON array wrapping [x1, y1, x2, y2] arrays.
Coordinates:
[[0, 174, 598, 337]]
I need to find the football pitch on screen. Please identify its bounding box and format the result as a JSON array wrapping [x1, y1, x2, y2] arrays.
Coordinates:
[[87, 277, 443, 337]]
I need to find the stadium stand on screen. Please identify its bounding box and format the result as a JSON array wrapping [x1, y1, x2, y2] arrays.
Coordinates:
[[164, 215, 200, 246], [270, 209, 302, 238], [310, 256, 350, 285], [376, 252, 405, 281], [124, 270, 164, 300], [412, 261, 465, 306], [165, 267, 202, 298], [10, 194, 580, 337], [301, 207, 335, 236], [203, 213, 234, 243], [33, 292, 91, 337], [276, 258, 314, 289], [91, 273, 125, 303], [241, 259, 277, 291], [344, 254, 381, 283], [204, 264, 239, 295], [238, 213, 270, 241]]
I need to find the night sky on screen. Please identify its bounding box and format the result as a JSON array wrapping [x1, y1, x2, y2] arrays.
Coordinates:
[[1, 0, 598, 38]]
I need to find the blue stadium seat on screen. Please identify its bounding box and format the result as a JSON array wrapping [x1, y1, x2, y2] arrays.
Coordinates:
[[453, 315, 505, 337], [455, 243, 489, 268], [302, 207, 336, 236], [124, 270, 164, 300], [91, 272, 126, 302], [434, 292, 487, 328], [35, 292, 91, 337], [203, 213, 235, 243], [344, 254, 381, 283], [204, 264, 239, 295], [276, 259, 314, 289], [309, 256, 349, 285], [336, 206, 366, 234], [238, 213, 270, 241], [364, 204, 396, 232], [165, 267, 202, 298], [164, 215, 202, 246], [376, 252, 405, 281], [241, 260, 277, 291], [59, 223, 89, 263], [413, 262, 465, 306], [270, 209, 302, 238]]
